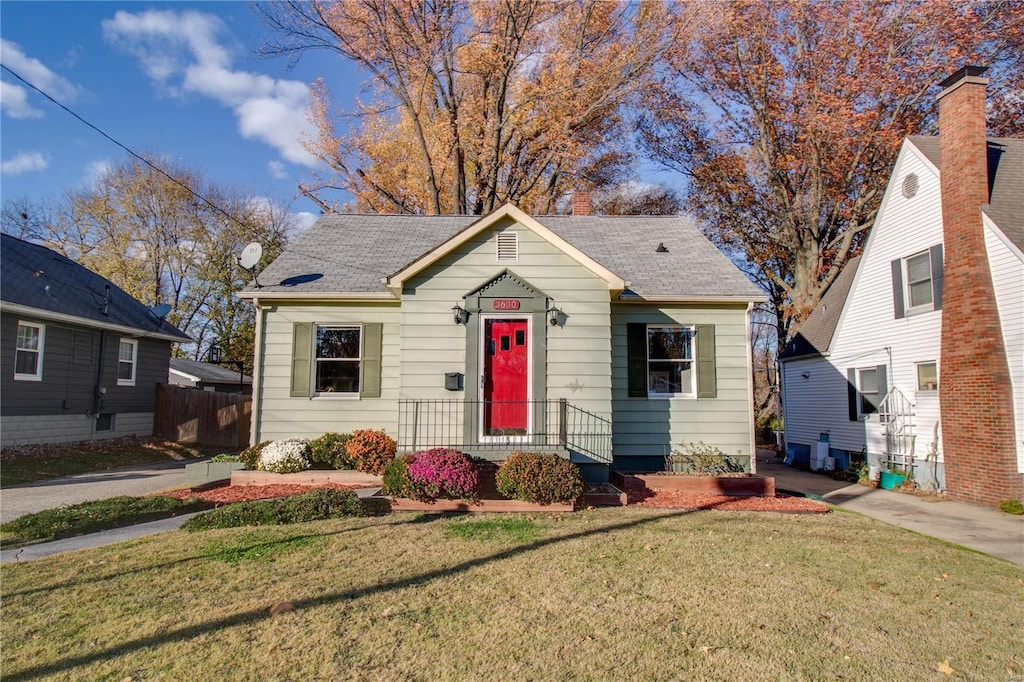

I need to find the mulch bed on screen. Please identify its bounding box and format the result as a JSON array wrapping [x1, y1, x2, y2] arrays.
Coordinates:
[[160, 483, 828, 513]]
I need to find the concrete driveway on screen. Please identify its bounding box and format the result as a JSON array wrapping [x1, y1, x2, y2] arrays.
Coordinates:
[[0, 459, 201, 524]]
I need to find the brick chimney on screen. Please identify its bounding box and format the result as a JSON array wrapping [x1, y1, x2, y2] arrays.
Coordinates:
[[937, 66, 1023, 505], [572, 190, 591, 216]]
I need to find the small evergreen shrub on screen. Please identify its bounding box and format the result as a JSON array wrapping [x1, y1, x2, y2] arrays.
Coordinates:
[[258, 438, 312, 474], [308, 432, 353, 469], [239, 441, 271, 470], [182, 488, 366, 531], [665, 442, 747, 474], [345, 429, 397, 475], [210, 454, 240, 463], [382, 454, 415, 498], [405, 448, 480, 501], [496, 452, 585, 505]]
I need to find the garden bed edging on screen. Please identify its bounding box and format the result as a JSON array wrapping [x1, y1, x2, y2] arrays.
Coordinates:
[[231, 469, 383, 488], [612, 472, 776, 497]]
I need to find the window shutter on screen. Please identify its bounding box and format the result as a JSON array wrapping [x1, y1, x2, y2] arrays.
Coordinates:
[[696, 324, 717, 398], [360, 323, 383, 398], [626, 323, 647, 397], [847, 368, 858, 421], [891, 259, 905, 319], [930, 243, 943, 311], [290, 323, 312, 397]]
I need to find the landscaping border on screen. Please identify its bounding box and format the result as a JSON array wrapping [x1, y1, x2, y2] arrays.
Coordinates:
[[231, 470, 383, 488], [612, 472, 776, 497], [387, 497, 575, 512]]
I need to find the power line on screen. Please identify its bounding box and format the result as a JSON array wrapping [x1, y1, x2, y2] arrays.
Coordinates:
[[0, 63, 257, 236]]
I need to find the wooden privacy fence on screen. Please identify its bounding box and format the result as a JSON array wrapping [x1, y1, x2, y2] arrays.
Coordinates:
[[155, 384, 251, 450]]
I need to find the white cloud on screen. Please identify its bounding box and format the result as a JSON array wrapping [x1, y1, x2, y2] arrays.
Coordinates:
[[267, 160, 288, 179], [294, 211, 317, 232], [83, 158, 113, 187], [1, 151, 48, 175], [103, 10, 317, 166], [0, 40, 81, 118]]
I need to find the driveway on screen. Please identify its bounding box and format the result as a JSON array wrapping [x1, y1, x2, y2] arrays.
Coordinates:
[[0, 459, 201, 524]]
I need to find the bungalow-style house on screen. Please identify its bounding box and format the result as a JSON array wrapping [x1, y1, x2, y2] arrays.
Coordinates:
[[0, 234, 191, 446], [169, 358, 252, 394], [239, 200, 765, 481], [780, 67, 1023, 506]]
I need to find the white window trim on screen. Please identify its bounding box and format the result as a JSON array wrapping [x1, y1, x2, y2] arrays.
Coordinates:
[[311, 324, 362, 398], [856, 367, 879, 417], [903, 250, 934, 315], [14, 321, 45, 382], [646, 324, 696, 399], [915, 361, 939, 393], [117, 338, 138, 386]]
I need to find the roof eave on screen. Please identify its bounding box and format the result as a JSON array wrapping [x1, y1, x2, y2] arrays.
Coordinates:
[[237, 290, 399, 302], [617, 292, 768, 304], [0, 301, 191, 343]]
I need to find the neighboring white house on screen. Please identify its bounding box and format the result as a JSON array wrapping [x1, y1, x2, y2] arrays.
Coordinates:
[[780, 131, 1023, 493], [239, 202, 765, 482]]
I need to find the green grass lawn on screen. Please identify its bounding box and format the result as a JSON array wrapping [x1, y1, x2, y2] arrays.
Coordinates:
[[2, 507, 1021, 681], [0, 438, 222, 487]]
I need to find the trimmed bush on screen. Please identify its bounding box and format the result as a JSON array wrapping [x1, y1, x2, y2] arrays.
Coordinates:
[[345, 429, 397, 475], [182, 488, 366, 531], [210, 454, 240, 463], [258, 438, 312, 474], [496, 452, 585, 505], [308, 432, 353, 469], [239, 440, 271, 470], [405, 448, 480, 501], [382, 454, 415, 498]]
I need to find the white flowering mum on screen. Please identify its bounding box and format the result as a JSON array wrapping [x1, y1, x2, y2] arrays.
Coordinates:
[[259, 438, 312, 474]]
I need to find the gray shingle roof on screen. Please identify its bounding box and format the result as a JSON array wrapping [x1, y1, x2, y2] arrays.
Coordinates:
[[909, 136, 1023, 251], [780, 257, 860, 360], [1, 233, 191, 342], [170, 358, 252, 384], [247, 212, 764, 300]]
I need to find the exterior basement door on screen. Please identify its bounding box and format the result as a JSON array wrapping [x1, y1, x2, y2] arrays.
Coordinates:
[[482, 318, 529, 437]]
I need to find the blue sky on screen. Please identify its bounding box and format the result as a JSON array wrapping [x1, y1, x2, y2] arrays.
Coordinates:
[[1, 2, 367, 229]]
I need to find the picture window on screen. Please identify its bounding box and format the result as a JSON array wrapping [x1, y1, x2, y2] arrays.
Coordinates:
[[647, 326, 694, 397]]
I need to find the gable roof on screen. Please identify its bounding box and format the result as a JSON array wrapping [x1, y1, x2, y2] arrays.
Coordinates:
[[241, 206, 764, 302], [0, 233, 191, 343], [170, 358, 252, 384], [908, 136, 1023, 252], [780, 257, 861, 361]]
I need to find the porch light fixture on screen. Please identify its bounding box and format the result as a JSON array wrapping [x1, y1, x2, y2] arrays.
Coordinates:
[[547, 306, 562, 326], [452, 304, 470, 325], [208, 345, 222, 364]]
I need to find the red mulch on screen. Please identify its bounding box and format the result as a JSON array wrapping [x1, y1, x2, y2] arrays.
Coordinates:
[[162, 483, 828, 514]]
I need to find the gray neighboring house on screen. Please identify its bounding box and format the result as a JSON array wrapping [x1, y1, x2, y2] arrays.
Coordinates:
[[1, 234, 191, 446], [240, 203, 764, 481], [169, 358, 252, 394]]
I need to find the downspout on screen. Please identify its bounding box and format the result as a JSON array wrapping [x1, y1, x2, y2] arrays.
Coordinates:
[[90, 285, 111, 429], [249, 297, 264, 445], [745, 302, 757, 474]]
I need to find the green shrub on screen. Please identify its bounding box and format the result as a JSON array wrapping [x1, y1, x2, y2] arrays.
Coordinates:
[[495, 452, 585, 505], [998, 498, 1024, 515], [182, 488, 367, 531], [308, 432, 353, 469], [210, 454, 240, 463], [345, 429, 397, 475], [382, 454, 415, 497], [666, 442, 747, 474], [239, 441, 271, 470]]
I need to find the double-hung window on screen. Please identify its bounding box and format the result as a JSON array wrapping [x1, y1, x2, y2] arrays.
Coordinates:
[[14, 321, 44, 381], [647, 326, 695, 397], [117, 339, 138, 386], [892, 244, 942, 318], [314, 325, 361, 394], [857, 367, 879, 415], [916, 361, 938, 392], [905, 251, 933, 312]]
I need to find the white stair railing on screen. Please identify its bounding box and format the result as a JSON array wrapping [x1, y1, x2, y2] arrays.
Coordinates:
[[878, 387, 916, 474]]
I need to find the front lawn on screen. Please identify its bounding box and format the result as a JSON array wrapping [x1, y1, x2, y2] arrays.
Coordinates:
[[2, 508, 1021, 680]]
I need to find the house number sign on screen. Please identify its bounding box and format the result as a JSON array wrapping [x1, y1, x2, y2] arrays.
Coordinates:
[[493, 299, 520, 310]]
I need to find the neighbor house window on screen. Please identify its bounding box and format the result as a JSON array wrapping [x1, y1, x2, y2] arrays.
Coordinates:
[[916, 362, 938, 392], [314, 325, 361, 394], [117, 339, 138, 386], [905, 251, 934, 311], [647, 326, 695, 397], [857, 367, 879, 415], [14, 322, 44, 381]]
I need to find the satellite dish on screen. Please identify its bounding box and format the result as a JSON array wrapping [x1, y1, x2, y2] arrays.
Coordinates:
[[238, 242, 263, 270], [150, 303, 172, 319]]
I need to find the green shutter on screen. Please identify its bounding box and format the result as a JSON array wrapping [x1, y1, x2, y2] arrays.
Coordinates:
[[360, 323, 383, 398], [696, 324, 717, 398], [290, 323, 312, 397], [626, 323, 647, 397]]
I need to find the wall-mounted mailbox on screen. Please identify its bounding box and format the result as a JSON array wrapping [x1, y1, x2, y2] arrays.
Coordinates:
[[444, 372, 464, 391]]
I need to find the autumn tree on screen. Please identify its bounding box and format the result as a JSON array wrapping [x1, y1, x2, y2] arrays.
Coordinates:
[[9, 155, 294, 368], [640, 0, 1024, 351], [257, 0, 671, 215], [591, 181, 682, 216]]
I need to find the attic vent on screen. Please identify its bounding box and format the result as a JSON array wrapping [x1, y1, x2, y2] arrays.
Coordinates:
[[902, 173, 920, 199], [496, 232, 518, 263]]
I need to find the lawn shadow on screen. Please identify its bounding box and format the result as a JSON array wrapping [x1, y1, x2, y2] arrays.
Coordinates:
[[4, 505, 727, 680]]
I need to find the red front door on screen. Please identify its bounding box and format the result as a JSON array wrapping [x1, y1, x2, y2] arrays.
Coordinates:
[[483, 318, 528, 435]]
